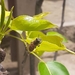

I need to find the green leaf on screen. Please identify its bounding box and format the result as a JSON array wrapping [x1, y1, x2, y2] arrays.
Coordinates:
[[0, 5, 10, 19], [47, 31, 67, 42], [3, 6, 14, 32], [33, 12, 49, 19], [46, 61, 69, 75], [26, 31, 67, 54], [27, 31, 45, 38], [27, 31, 64, 46], [34, 51, 44, 56], [46, 36, 63, 47], [38, 62, 51, 75], [34, 41, 66, 52], [25, 38, 33, 44], [0, 0, 5, 28], [0, 5, 10, 26], [10, 15, 56, 31], [38, 61, 69, 75], [26, 38, 65, 55], [15, 30, 23, 34], [26, 31, 67, 56]]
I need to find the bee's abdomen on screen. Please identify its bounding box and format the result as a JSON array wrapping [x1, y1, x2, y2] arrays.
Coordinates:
[[29, 38, 41, 52]]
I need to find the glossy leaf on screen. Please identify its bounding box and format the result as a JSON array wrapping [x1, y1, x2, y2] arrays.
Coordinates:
[[47, 31, 67, 42], [10, 15, 56, 31], [38, 62, 51, 75], [33, 12, 49, 19], [38, 61, 69, 75], [47, 61, 69, 75]]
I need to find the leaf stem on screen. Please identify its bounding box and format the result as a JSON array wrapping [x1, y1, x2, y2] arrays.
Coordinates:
[[5, 29, 12, 34], [66, 48, 75, 55], [30, 52, 44, 62], [8, 34, 23, 42]]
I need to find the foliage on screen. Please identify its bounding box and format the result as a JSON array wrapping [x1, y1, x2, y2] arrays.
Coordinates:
[[0, 0, 75, 75], [38, 61, 69, 75]]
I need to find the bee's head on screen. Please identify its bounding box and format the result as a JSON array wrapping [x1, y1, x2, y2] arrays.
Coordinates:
[[34, 38, 41, 45]]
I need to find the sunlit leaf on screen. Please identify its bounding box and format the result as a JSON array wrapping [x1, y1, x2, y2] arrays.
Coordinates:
[[33, 12, 49, 19], [0, 4, 10, 31], [0, 0, 5, 28], [47, 31, 67, 42], [46, 36, 63, 47], [5, 11, 10, 17], [27, 31, 45, 38], [27, 31, 64, 46], [38, 61, 69, 75], [10, 15, 56, 31], [3, 6, 13, 31], [0, 5, 10, 19], [25, 38, 35, 44], [34, 51, 44, 56], [15, 30, 23, 34], [34, 41, 66, 52]]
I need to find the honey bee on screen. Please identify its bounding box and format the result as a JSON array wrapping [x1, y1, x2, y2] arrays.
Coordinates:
[[29, 38, 41, 51]]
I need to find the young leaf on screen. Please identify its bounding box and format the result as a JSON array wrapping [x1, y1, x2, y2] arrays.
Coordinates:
[[38, 61, 69, 75], [15, 30, 23, 35], [27, 31, 64, 46], [25, 38, 33, 44], [10, 15, 56, 31], [34, 51, 44, 56], [26, 38, 65, 55], [0, 5, 10, 24], [0, 0, 5, 28], [33, 12, 49, 19], [47, 31, 67, 42], [34, 41, 66, 52], [0, 5, 10, 18], [3, 6, 14, 32], [27, 31, 45, 38]]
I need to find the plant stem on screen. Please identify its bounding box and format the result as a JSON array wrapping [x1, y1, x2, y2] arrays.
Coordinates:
[[66, 48, 75, 55], [31, 52, 44, 62], [8, 34, 23, 42], [31, 52, 52, 75], [5, 29, 12, 34]]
